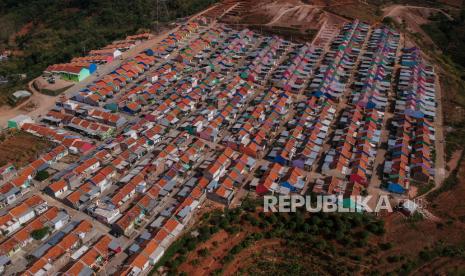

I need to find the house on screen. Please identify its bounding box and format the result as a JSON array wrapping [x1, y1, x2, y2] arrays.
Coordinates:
[[24, 220, 93, 276], [89, 169, 113, 192], [88, 109, 127, 128], [0, 207, 69, 257], [65, 183, 100, 209], [45, 64, 91, 82], [74, 158, 101, 177], [44, 179, 69, 198], [113, 205, 144, 237], [7, 115, 33, 129], [207, 185, 234, 206], [64, 235, 118, 275], [111, 174, 145, 208], [123, 102, 142, 115], [89, 48, 122, 59], [0, 164, 16, 183], [0, 203, 34, 235], [0, 183, 21, 207], [7, 91, 32, 106]]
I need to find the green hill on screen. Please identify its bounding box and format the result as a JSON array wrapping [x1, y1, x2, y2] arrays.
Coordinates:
[[0, 0, 216, 103]]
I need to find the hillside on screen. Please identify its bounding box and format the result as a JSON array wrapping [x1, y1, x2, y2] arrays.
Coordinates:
[[0, 0, 217, 104], [154, 191, 465, 275]]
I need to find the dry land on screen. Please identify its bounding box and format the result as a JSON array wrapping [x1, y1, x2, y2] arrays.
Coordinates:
[[0, 130, 55, 168]]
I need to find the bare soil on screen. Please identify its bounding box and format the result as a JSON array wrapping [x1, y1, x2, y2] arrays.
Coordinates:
[[0, 130, 55, 168], [177, 229, 249, 275]]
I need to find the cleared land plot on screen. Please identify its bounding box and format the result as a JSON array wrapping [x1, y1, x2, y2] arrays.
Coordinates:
[[0, 130, 55, 167]]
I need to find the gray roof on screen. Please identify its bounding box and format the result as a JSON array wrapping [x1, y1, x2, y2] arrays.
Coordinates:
[[0, 255, 10, 266], [12, 90, 32, 98], [32, 243, 52, 259]]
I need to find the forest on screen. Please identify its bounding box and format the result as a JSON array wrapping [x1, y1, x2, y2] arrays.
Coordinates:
[[422, 8, 465, 70], [0, 0, 217, 102]]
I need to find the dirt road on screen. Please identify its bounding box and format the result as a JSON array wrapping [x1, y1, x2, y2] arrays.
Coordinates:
[[0, 82, 56, 128], [0, 3, 223, 129]]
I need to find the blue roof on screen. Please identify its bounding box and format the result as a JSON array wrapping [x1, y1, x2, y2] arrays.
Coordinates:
[[387, 182, 406, 194], [365, 101, 376, 109], [313, 91, 323, 98], [405, 109, 424, 119], [145, 49, 154, 56], [281, 181, 297, 192]]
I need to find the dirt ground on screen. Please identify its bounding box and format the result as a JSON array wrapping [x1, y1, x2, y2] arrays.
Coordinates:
[[376, 158, 465, 273], [446, 150, 462, 174], [382, 5, 450, 47], [218, 0, 348, 36], [0, 84, 57, 128], [178, 229, 249, 275], [430, 159, 465, 221], [173, 156, 465, 274], [221, 239, 282, 275], [0, 130, 55, 168]]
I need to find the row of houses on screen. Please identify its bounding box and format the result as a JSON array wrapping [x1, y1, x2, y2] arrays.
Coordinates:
[[119, 176, 209, 275], [24, 219, 94, 275], [0, 195, 47, 236], [0, 206, 70, 257], [256, 163, 307, 195], [203, 147, 256, 205], [44, 33, 153, 82], [313, 26, 399, 198], [271, 43, 323, 93], [21, 123, 95, 154], [241, 35, 291, 84], [224, 87, 292, 158], [383, 47, 436, 193], [306, 20, 369, 102], [0, 144, 68, 207], [64, 235, 121, 275]]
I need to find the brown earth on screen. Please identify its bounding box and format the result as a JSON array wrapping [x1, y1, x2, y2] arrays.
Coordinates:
[[0, 130, 55, 168], [178, 230, 248, 275], [217, 0, 350, 39], [221, 239, 282, 275], [173, 157, 465, 274], [438, 0, 464, 8], [382, 5, 453, 47]]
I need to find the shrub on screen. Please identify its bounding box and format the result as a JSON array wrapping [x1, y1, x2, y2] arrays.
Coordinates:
[[34, 170, 50, 181], [31, 227, 50, 240], [379, 242, 392, 251], [198, 248, 210, 257]]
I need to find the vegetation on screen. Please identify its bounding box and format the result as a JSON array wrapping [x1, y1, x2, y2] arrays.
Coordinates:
[[0, 130, 55, 168], [31, 226, 50, 240], [34, 170, 50, 181], [392, 242, 465, 274], [0, 0, 218, 102], [154, 197, 387, 275], [422, 9, 465, 69]]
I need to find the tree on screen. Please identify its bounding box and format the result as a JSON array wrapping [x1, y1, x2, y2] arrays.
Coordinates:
[[31, 226, 50, 240], [34, 170, 49, 181]]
